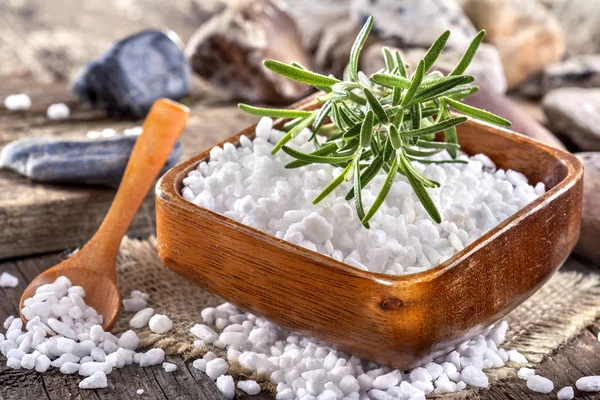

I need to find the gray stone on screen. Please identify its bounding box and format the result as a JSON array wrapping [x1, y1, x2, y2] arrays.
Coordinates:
[[543, 88, 600, 151], [575, 152, 600, 264], [361, 42, 507, 94], [73, 29, 192, 118], [541, 55, 600, 95], [185, 0, 311, 104], [542, 0, 600, 57], [0, 135, 182, 188], [352, 0, 477, 49]]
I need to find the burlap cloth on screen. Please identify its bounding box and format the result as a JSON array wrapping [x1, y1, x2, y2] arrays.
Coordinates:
[[114, 237, 600, 398]]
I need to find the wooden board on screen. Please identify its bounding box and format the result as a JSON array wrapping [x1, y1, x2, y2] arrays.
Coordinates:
[[1, 253, 600, 399]]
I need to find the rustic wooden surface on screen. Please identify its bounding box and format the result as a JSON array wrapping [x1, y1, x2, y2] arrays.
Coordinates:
[[156, 96, 583, 370], [0, 1, 599, 399]]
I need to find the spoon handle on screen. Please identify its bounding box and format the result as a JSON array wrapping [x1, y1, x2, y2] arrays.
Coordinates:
[[84, 98, 189, 274]]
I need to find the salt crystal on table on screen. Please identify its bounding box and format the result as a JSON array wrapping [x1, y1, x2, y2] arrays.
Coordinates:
[[79, 361, 112, 377], [117, 330, 139, 350], [6, 358, 21, 369], [517, 367, 535, 380], [218, 331, 247, 347], [47, 103, 70, 120], [0, 272, 19, 288], [131, 290, 149, 301], [139, 348, 165, 367], [35, 355, 51, 372], [60, 362, 80, 374], [216, 375, 235, 399], [4, 94, 31, 110], [206, 358, 229, 379], [79, 371, 108, 389], [136, 389, 144, 395], [148, 314, 172, 334], [372, 372, 399, 389], [576, 376, 600, 392], [460, 366, 489, 388], [129, 308, 155, 329], [237, 380, 261, 395], [123, 298, 147, 312], [526, 375, 554, 393], [557, 386, 574, 399], [507, 349, 528, 364], [162, 362, 177, 372], [192, 358, 207, 372], [190, 324, 218, 343]]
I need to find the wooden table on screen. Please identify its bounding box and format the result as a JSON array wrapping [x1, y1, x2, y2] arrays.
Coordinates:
[[1, 1, 600, 399]]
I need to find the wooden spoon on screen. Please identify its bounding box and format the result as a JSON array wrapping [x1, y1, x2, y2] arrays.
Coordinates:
[[20, 98, 189, 331]]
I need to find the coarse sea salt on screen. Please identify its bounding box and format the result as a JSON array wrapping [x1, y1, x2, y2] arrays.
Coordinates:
[[181, 117, 545, 276], [0, 272, 19, 288], [4, 93, 31, 111], [576, 376, 600, 392], [47, 103, 70, 120], [0, 276, 171, 390], [191, 301, 524, 400], [557, 386, 574, 400], [527, 375, 554, 393]]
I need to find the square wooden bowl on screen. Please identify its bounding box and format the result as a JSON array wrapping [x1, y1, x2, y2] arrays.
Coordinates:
[[155, 95, 583, 369]]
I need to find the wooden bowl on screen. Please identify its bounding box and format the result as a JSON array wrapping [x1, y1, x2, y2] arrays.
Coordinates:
[[155, 95, 583, 369]]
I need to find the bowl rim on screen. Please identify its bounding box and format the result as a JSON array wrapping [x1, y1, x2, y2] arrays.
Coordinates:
[[157, 95, 583, 286]]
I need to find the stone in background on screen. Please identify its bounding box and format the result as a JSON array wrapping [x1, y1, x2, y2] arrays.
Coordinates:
[[462, 0, 565, 90]]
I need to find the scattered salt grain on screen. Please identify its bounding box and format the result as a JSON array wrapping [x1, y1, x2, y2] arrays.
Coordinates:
[[162, 362, 177, 372], [139, 348, 165, 367], [123, 298, 147, 312], [576, 376, 600, 392], [47, 103, 70, 120], [557, 386, 574, 400], [526, 375, 554, 393], [238, 380, 261, 395], [4, 94, 31, 110], [79, 371, 108, 389], [517, 367, 535, 380], [136, 389, 145, 395], [129, 308, 155, 329], [192, 358, 207, 372], [117, 330, 139, 350], [190, 324, 218, 343], [216, 375, 235, 399], [507, 349, 528, 364], [206, 358, 229, 380], [460, 366, 489, 388], [0, 272, 19, 288], [148, 314, 172, 334]]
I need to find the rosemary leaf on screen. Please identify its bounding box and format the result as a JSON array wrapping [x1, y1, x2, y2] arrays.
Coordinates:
[[423, 30, 450, 72], [394, 50, 408, 78], [360, 110, 374, 148], [389, 124, 403, 149], [282, 145, 355, 164], [312, 100, 333, 136], [364, 88, 388, 124], [406, 75, 475, 107], [362, 153, 399, 225], [349, 16, 374, 82], [401, 60, 425, 107], [411, 103, 422, 130], [443, 97, 511, 127], [450, 30, 486, 76], [402, 159, 442, 223], [345, 153, 384, 200], [285, 142, 338, 168], [370, 73, 411, 89], [353, 158, 369, 228], [313, 162, 353, 204], [382, 47, 395, 71], [263, 60, 338, 87], [272, 114, 316, 154], [402, 116, 467, 138], [404, 147, 443, 157], [238, 104, 314, 118]]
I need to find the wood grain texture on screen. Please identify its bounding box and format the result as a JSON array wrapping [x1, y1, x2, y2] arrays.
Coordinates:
[[156, 96, 584, 370]]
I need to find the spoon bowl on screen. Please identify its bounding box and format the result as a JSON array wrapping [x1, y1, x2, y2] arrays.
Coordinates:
[[20, 98, 189, 331]]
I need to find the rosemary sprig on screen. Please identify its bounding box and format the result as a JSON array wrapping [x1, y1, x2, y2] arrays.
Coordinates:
[[239, 17, 510, 227]]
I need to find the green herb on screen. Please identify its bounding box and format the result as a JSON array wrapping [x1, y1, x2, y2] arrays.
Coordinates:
[[239, 18, 510, 226]]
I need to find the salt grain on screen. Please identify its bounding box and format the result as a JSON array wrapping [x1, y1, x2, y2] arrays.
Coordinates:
[[527, 375, 554, 393], [139, 348, 165, 367], [148, 314, 172, 334], [216, 375, 235, 399], [136, 389, 144, 395], [129, 308, 155, 329], [237, 379, 261, 395], [162, 362, 177, 372], [47, 103, 70, 120], [206, 358, 229, 379], [79, 371, 108, 389], [576, 376, 600, 392], [557, 386, 574, 399], [517, 367, 535, 380], [4, 94, 31, 110], [0, 272, 19, 288]]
